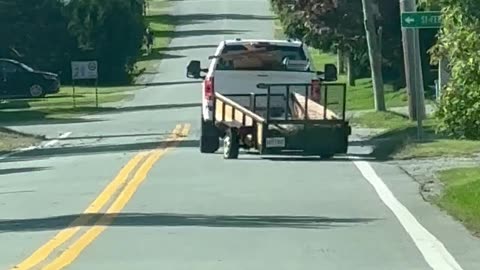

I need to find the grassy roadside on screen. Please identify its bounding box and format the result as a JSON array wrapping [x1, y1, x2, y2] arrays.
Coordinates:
[[351, 111, 480, 160], [135, 0, 175, 75], [308, 49, 409, 111], [0, 127, 43, 153], [0, 85, 140, 122], [273, 21, 409, 111], [273, 17, 480, 161], [436, 167, 480, 236], [272, 6, 480, 239], [0, 0, 174, 121], [0, 0, 176, 152]]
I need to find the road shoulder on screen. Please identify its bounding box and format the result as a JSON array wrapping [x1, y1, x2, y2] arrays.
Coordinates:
[[368, 162, 480, 270]]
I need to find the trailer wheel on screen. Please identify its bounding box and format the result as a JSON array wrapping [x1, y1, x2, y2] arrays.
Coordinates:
[[223, 128, 239, 159]]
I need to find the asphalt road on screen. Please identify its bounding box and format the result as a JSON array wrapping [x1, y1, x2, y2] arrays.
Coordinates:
[[1, 0, 480, 269]]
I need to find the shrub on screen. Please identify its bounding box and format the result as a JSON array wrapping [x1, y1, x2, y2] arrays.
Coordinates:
[[433, 0, 480, 139]]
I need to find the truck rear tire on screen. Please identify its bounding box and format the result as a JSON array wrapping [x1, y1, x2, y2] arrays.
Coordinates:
[[223, 128, 239, 159], [200, 118, 219, 153], [200, 136, 219, 153]]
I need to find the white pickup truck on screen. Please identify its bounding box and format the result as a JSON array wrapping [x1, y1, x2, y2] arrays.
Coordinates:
[[186, 38, 338, 153]]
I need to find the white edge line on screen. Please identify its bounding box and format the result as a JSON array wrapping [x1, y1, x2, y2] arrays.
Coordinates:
[[0, 132, 73, 160], [352, 160, 463, 270], [43, 132, 73, 148]]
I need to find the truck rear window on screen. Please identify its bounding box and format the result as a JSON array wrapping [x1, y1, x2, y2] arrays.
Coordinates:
[[215, 44, 308, 71]]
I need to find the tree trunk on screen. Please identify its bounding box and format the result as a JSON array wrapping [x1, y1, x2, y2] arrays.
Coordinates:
[[346, 50, 355, 86], [337, 48, 346, 74], [361, 0, 386, 111]]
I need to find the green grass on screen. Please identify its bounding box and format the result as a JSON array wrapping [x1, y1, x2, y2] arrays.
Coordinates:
[[309, 49, 409, 111], [273, 19, 409, 111], [398, 139, 480, 160], [0, 1, 172, 123], [350, 111, 413, 130], [274, 19, 286, 39], [0, 85, 140, 122], [270, 11, 480, 161], [0, 1, 174, 150], [436, 167, 480, 236], [135, 0, 175, 74], [350, 111, 480, 159]]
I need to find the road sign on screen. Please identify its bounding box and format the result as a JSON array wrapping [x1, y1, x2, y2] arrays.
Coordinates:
[[401, 11, 441, 29], [71, 61, 98, 80]]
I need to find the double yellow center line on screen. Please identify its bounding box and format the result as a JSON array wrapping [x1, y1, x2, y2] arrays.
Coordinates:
[[13, 123, 191, 270]]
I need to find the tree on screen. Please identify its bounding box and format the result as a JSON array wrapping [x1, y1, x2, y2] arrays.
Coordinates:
[[272, 0, 405, 91], [432, 0, 480, 139], [66, 0, 145, 83], [0, 0, 145, 84], [361, 0, 385, 111], [0, 0, 71, 72]]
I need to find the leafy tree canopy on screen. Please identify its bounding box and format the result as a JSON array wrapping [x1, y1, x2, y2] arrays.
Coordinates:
[[433, 0, 480, 139]]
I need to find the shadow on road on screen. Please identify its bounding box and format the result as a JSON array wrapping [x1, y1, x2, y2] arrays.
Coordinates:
[[137, 51, 186, 62], [147, 13, 275, 28], [0, 166, 50, 175], [0, 111, 103, 126], [0, 212, 379, 232], [349, 125, 434, 161], [158, 44, 218, 52], [2, 103, 200, 123], [154, 29, 250, 38], [141, 80, 201, 87], [62, 132, 172, 141], [217, 126, 426, 163], [52, 102, 201, 116], [0, 190, 35, 196], [0, 139, 200, 163], [234, 154, 377, 163]]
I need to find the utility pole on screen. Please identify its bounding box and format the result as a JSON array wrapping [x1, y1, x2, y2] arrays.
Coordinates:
[[400, 0, 426, 121], [361, 0, 386, 111]]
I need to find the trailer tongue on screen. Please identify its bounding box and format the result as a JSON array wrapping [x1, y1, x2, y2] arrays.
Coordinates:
[[211, 82, 351, 159]]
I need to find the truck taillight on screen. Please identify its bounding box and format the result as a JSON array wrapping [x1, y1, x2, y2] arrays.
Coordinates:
[[204, 77, 214, 100], [311, 79, 320, 102]]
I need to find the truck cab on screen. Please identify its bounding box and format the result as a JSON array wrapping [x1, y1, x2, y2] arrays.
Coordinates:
[[186, 38, 337, 153]]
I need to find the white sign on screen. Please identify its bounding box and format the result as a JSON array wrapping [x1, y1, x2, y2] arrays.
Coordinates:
[[265, 137, 286, 148], [71, 61, 98, 80]]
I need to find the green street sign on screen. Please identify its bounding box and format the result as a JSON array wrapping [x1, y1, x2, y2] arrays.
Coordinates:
[[401, 11, 442, 29]]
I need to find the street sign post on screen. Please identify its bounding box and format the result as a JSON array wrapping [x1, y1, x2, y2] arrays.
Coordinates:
[[401, 11, 441, 29], [71, 61, 99, 108], [71, 61, 98, 80], [400, 11, 441, 141]]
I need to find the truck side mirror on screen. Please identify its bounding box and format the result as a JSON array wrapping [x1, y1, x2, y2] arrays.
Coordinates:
[[186, 60, 202, 79], [324, 63, 338, 82]]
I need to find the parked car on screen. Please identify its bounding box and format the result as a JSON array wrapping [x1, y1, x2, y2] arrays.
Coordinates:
[[0, 58, 61, 99]]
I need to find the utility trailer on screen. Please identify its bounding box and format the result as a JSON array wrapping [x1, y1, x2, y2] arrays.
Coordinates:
[[211, 82, 351, 159]]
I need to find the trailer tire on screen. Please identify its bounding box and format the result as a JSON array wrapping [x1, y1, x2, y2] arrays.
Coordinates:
[[223, 128, 239, 159], [200, 118, 219, 153]]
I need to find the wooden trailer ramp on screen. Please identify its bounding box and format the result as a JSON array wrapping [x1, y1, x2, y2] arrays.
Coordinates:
[[214, 93, 265, 148], [290, 92, 339, 120]]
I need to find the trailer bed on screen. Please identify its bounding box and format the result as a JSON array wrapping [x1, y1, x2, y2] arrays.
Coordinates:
[[212, 82, 351, 159]]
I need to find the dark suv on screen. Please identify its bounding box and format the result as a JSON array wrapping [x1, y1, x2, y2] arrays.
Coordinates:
[[0, 58, 61, 99]]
